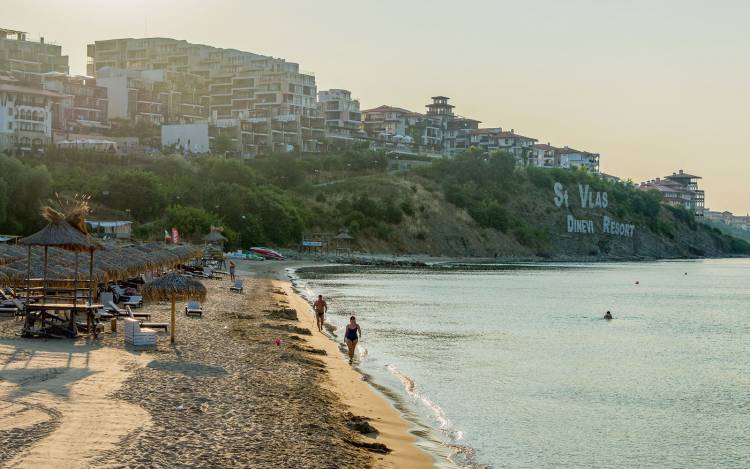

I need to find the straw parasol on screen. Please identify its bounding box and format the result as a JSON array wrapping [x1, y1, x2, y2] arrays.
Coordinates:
[[143, 273, 206, 344], [203, 231, 227, 243], [19, 197, 103, 333]]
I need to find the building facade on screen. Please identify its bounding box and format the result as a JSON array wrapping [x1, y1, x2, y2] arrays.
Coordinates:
[[87, 37, 318, 122], [41, 73, 109, 131], [639, 170, 705, 214], [96, 67, 208, 124], [318, 89, 363, 142], [468, 128, 537, 163], [0, 28, 69, 84], [556, 146, 600, 173], [0, 73, 62, 153], [532, 143, 558, 168]]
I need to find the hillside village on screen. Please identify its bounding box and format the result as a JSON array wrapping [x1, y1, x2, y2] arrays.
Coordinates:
[[1, 27, 746, 229]]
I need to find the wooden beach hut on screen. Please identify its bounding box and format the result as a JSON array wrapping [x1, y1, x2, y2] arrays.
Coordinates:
[[143, 273, 206, 344], [334, 229, 354, 257]]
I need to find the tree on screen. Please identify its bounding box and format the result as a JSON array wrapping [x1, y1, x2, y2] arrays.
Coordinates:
[[0, 155, 52, 233], [105, 170, 167, 221], [165, 205, 221, 240], [212, 133, 233, 156]]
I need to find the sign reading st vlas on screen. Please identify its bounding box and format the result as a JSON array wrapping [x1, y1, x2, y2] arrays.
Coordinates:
[[553, 182, 635, 237]]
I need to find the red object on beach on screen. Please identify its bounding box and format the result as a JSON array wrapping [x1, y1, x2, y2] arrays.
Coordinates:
[[250, 247, 285, 260], [274, 338, 281, 346]]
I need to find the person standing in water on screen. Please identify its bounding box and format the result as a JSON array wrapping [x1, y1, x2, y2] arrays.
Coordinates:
[[345, 316, 362, 365], [229, 261, 236, 282], [313, 295, 327, 333]]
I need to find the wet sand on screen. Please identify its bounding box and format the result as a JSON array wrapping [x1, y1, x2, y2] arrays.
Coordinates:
[[0, 260, 435, 468]]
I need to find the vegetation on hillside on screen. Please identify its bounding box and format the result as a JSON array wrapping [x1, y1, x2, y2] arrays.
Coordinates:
[[1, 146, 748, 258]]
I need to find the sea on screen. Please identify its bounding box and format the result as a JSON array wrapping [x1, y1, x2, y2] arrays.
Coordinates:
[[290, 259, 750, 469]]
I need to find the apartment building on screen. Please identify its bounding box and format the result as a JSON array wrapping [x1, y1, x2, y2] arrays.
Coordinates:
[[361, 103, 443, 149], [96, 67, 208, 124], [41, 73, 109, 131], [468, 128, 537, 163], [87, 37, 318, 121], [532, 143, 558, 168], [556, 147, 600, 173], [239, 110, 324, 155], [639, 170, 705, 214], [0, 73, 63, 153], [0, 28, 69, 85], [318, 89, 363, 142]]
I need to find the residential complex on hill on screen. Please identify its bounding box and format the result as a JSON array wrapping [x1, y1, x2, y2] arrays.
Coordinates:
[[1, 26, 604, 171], [640, 170, 705, 215]]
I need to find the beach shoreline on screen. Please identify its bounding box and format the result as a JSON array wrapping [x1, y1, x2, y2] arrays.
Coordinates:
[[276, 269, 438, 469]]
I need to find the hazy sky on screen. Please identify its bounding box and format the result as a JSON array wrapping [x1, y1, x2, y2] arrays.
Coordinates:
[[5, 0, 750, 213]]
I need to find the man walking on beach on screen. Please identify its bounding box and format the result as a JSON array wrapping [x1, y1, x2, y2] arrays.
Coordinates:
[[314, 295, 327, 332]]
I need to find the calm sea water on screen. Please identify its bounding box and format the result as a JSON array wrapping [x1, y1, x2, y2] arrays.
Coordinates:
[[292, 259, 750, 468]]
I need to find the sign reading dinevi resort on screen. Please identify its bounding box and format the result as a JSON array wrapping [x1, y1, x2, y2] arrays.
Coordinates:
[[553, 182, 636, 237]]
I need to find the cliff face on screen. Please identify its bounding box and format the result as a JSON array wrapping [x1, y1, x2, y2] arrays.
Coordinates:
[[305, 169, 748, 260]]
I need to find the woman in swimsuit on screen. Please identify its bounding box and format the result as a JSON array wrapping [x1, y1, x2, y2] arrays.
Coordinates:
[[344, 316, 361, 365]]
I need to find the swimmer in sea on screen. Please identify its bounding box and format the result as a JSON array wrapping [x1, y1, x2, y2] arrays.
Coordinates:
[[604, 311, 613, 320], [344, 315, 362, 365]]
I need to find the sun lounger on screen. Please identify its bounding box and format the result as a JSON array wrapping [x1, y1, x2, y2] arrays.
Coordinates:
[[229, 280, 243, 293], [111, 285, 143, 308], [125, 306, 168, 332], [0, 306, 18, 316], [202, 267, 222, 280], [107, 301, 151, 320], [185, 300, 203, 317], [124, 318, 157, 347]]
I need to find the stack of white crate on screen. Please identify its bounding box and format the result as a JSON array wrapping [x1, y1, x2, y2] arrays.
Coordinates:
[[124, 318, 157, 347]]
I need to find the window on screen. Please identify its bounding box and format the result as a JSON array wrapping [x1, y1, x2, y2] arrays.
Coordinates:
[[7, 122, 11, 130]]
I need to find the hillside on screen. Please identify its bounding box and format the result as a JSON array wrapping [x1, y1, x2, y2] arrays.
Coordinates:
[[1, 148, 747, 260]]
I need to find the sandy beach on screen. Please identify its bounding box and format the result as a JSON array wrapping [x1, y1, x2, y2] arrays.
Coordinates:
[[0, 260, 436, 468]]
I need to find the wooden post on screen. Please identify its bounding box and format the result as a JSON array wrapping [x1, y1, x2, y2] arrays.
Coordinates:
[[170, 294, 176, 344], [72, 251, 78, 334], [88, 250, 95, 337], [42, 246, 48, 305], [24, 245, 31, 331]]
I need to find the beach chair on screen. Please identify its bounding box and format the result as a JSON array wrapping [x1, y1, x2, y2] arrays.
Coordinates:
[[185, 300, 203, 317], [124, 318, 157, 347], [111, 284, 143, 308], [125, 306, 168, 332], [229, 279, 243, 293], [0, 303, 18, 316], [202, 267, 222, 280], [0, 299, 25, 318], [107, 301, 151, 321]]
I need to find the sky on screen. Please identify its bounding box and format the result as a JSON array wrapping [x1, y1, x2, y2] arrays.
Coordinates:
[[5, 0, 750, 213]]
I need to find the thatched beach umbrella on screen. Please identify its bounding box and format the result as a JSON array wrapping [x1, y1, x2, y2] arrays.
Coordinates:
[[18, 198, 102, 336], [143, 273, 206, 344], [203, 231, 227, 244]]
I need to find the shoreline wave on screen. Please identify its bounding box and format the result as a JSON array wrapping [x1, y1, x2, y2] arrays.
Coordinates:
[[287, 267, 481, 468]]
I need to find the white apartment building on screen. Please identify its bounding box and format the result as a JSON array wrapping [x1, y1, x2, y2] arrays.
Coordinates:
[[0, 73, 62, 153], [532, 143, 557, 168], [318, 89, 363, 142], [468, 128, 537, 163], [557, 147, 600, 173]]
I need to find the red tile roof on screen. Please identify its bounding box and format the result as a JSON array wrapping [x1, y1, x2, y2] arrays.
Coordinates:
[[469, 128, 537, 141], [361, 105, 416, 115]]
